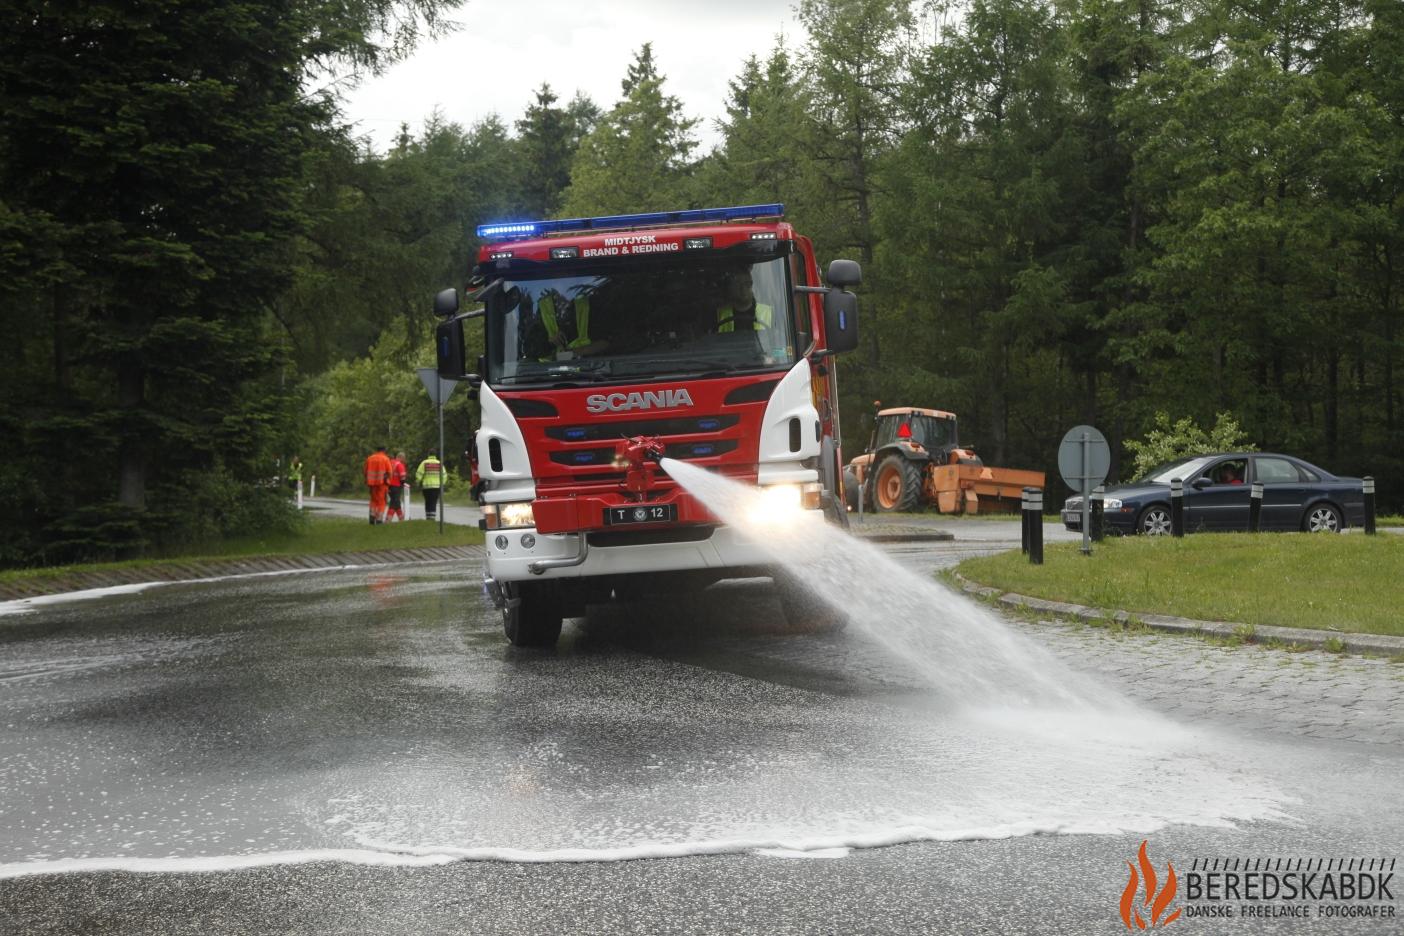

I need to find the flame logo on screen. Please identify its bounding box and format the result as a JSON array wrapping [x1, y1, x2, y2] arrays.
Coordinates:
[[1120, 840, 1181, 929]]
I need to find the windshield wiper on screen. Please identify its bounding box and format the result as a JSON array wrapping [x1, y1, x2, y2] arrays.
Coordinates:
[[495, 359, 614, 386], [614, 358, 778, 376]]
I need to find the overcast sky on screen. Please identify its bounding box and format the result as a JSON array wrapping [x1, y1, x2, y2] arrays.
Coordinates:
[[340, 0, 805, 155]]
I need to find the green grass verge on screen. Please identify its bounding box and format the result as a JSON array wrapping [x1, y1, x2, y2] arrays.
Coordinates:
[[1378, 513, 1404, 527], [0, 515, 483, 586], [955, 533, 1404, 636]]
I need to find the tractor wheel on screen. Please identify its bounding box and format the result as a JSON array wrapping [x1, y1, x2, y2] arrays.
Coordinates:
[[873, 455, 922, 513], [502, 581, 563, 648]]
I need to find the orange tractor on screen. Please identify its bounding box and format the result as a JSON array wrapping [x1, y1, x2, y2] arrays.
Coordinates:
[[843, 406, 1045, 514]]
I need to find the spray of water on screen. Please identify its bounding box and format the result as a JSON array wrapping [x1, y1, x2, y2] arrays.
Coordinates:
[[659, 458, 1105, 709]]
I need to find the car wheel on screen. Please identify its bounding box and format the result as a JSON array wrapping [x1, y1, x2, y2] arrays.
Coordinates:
[[1303, 503, 1342, 533], [873, 456, 922, 512], [1137, 505, 1173, 536], [502, 581, 563, 647]]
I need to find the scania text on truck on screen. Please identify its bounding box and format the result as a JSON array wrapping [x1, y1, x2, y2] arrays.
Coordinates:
[[433, 204, 862, 647]]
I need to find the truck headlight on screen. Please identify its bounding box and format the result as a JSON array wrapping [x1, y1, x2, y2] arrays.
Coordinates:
[[749, 485, 801, 526], [747, 482, 824, 526], [484, 502, 535, 529]]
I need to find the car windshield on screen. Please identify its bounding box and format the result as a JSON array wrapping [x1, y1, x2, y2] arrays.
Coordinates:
[[1138, 456, 1216, 484], [484, 254, 798, 386]]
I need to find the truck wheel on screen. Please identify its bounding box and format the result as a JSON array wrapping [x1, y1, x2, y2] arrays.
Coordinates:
[[774, 572, 847, 633], [873, 456, 922, 512], [843, 467, 861, 511], [502, 581, 563, 648]]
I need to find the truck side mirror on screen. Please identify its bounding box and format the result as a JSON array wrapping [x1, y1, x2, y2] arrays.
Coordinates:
[[434, 287, 460, 317], [823, 289, 859, 354], [826, 259, 862, 288], [437, 315, 468, 379]]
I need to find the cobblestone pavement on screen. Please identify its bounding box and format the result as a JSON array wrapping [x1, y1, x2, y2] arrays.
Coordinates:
[[1013, 617, 1404, 747], [873, 523, 1404, 750]]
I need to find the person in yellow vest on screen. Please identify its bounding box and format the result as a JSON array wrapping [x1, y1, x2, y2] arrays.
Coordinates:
[[715, 269, 773, 333], [415, 451, 445, 521], [539, 290, 609, 359]]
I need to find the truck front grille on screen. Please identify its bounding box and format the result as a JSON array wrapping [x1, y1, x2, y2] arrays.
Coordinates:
[[545, 415, 739, 442]]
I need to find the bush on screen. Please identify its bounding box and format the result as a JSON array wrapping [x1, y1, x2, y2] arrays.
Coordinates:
[[1125, 412, 1256, 478], [147, 471, 308, 548]]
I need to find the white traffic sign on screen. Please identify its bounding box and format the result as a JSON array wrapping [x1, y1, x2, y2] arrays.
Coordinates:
[[417, 367, 459, 407], [1057, 424, 1110, 556], [1057, 425, 1110, 491]]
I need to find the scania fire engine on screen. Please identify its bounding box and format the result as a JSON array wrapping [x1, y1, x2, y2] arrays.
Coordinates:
[[433, 204, 861, 647]]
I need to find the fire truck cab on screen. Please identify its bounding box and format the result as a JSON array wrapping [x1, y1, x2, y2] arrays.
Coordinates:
[[434, 204, 861, 647]]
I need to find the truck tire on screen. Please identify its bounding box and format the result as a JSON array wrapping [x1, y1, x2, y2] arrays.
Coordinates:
[[873, 455, 922, 513], [843, 467, 861, 511], [502, 581, 563, 648], [774, 571, 847, 633]]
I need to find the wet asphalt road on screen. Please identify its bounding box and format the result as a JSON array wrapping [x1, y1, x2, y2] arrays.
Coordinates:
[[1, 523, 1401, 935]]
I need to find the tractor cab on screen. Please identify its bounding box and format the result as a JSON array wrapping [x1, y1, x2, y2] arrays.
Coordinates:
[[873, 408, 960, 461]]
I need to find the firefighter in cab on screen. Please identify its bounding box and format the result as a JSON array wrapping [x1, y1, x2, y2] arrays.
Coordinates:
[[365, 445, 393, 524], [415, 451, 445, 521], [715, 269, 773, 333], [534, 288, 609, 360]]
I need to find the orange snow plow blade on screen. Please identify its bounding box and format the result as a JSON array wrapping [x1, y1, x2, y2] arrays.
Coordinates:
[[927, 465, 1046, 515]]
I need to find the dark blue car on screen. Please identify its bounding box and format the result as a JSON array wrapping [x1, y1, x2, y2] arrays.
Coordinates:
[[1061, 452, 1366, 535]]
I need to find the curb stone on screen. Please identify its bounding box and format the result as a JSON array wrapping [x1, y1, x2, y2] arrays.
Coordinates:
[[950, 572, 1404, 658], [850, 525, 955, 543], [0, 546, 485, 603]]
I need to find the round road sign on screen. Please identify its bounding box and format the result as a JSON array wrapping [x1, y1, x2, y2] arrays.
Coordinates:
[[1057, 425, 1111, 491]]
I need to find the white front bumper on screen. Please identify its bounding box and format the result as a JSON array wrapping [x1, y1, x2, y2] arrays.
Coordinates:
[[484, 514, 825, 583]]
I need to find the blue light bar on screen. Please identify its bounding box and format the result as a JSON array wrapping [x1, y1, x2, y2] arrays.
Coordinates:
[[475, 203, 784, 241], [478, 221, 538, 239]]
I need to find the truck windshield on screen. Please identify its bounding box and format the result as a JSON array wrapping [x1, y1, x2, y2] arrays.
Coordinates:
[[484, 254, 798, 386]]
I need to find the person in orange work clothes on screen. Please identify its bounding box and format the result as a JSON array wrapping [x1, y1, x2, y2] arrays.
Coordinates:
[[365, 445, 393, 524], [386, 450, 408, 522]]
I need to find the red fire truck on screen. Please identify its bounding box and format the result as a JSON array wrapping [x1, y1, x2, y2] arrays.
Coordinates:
[[434, 204, 861, 647]]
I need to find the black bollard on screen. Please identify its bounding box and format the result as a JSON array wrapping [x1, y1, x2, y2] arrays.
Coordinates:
[[1364, 476, 1376, 535], [1091, 485, 1105, 543], [1171, 478, 1185, 537], [1021, 488, 1031, 554], [1029, 488, 1044, 565], [1249, 481, 1263, 532]]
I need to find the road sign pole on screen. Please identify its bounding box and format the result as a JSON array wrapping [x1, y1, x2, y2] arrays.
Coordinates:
[[417, 367, 459, 536], [1080, 431, 1092, 555]]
